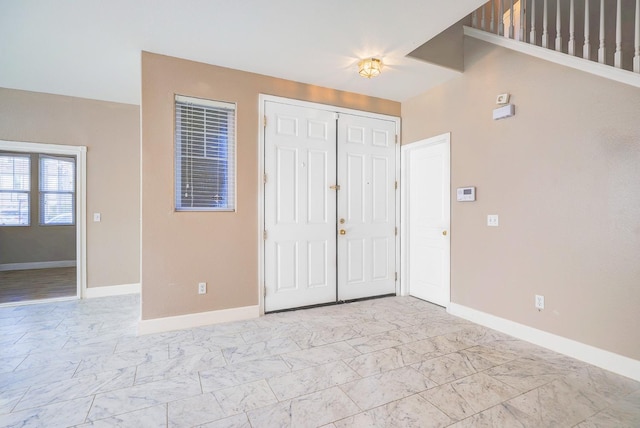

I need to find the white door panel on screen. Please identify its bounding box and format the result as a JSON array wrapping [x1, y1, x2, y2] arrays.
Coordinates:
[[338, 114, 396, 301], [401, 134, 450, 307], [264, 102, 337, 312]]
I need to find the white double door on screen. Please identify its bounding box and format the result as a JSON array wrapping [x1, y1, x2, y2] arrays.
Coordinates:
[[264, 101, 397, 312]]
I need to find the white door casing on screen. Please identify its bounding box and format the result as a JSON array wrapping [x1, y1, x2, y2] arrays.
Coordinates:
[[401, 133, 450, 307], [337, 114, 397, 301], [263, 102, 338, 312]]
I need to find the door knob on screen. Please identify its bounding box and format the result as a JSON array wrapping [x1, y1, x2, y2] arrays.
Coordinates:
[[339, 229, 346, 235], [442, 230, 447, 236]]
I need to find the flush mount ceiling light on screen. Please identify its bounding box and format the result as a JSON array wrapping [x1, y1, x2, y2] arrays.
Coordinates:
[[358, 58, 382, 78]]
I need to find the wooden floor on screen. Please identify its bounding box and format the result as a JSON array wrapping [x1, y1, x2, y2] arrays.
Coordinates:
[[0, 267, 76, 304]]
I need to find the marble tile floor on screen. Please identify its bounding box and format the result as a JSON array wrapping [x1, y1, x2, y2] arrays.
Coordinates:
[[0, 294, 638, 427]]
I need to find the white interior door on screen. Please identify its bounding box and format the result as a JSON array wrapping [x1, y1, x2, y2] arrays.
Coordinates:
[[264, 102, 338, 312], [337, 114, 397, 301], [401, 133, 450, 307]]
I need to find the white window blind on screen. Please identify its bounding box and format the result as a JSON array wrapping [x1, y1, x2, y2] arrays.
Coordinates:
[[39, 155, 75, 225], [175, 95, 236, 211], [0, 154, 30, 226]]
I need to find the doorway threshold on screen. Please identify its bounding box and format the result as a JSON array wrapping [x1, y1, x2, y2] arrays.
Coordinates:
[[265, 293, 396, 314]]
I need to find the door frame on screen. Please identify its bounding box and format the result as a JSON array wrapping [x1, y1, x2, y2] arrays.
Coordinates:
[[0, 140, 87, 304], [258, 95, 401, 314], [400, 133, 451, 304]]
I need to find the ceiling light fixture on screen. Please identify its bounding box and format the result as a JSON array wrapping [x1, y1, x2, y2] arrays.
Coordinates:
[[358, 58, 382, 78]]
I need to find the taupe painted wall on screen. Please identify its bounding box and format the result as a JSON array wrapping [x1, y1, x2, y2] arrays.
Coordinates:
[[0, 88, 140, 288], [141, 52, 400, 320], [0, 152, 76, 264], [402, 37, 640, 360]]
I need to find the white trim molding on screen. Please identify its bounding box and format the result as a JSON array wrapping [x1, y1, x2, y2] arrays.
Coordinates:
[[84, 283, 140, 299], [138, 305, 260, 335], [464, 26, 640, 89], [0, 260, 76, 271], [448, 302, 640, 382]]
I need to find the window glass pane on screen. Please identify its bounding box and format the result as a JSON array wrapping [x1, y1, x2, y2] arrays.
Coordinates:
[[0, 192, 29, 225], [175, 96, 236, 211], [39, 155, 75, 225], [0, 154, 30, 226], [0, 155, 30, 191], [41, 193, 74, 225], [40, 157, 75, 192]]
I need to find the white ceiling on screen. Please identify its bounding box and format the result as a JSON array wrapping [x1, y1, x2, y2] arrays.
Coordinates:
[[0, 0, 485, 105]]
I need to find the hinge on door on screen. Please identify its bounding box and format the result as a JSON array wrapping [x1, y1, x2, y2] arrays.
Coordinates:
[[395, 227, 398, 236], [263, 116, 267, 127], [264, 286, 267, 298], [395, 272, 398, 281], [394, 181, 398, 190], [263, 230, 268, 240], [263, 173, 268, 184], [395, 135, 398, 144]]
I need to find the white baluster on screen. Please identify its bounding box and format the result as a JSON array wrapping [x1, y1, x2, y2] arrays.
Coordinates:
[[614, 0, 622, 68], [584, 0, 591, 60], [499, 0, 505, 36], [542, 0, 549, 48], [481, 4, 486, 31], [635, 0, 640, 72], [569, 0, 576, 55], [598, 0, 606, 63], [491, 0, 496, 33], [555, 0, 562, 51], [520, 0, 526, 41], [472, 9, 478, 28], [530, 0, 537, 44], [509, 0, 515, 38]]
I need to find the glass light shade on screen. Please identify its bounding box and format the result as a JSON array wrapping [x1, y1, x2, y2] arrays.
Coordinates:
[[358, 58, 382, 78]]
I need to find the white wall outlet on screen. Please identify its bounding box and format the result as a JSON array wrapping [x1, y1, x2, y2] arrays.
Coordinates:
[[535, 294, 545, 310], [198, 282, 207, 294], [93, 213, 101, 222], [496, 93, 510, 104], [487, 214, 499, 227]]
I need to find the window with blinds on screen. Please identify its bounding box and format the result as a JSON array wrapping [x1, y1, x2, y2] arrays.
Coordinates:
[[39, 155, 75, 225], [0, 154, 30, 226], [175, 95, 236, 211]]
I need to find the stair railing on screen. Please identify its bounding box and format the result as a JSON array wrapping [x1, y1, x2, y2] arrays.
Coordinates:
[[471, 0, 640, 73]]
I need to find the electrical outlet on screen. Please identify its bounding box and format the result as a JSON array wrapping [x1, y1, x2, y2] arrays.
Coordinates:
[[487, 214, 499, 227], [198, 282, 207, 295], [535, 294, 545, 310]]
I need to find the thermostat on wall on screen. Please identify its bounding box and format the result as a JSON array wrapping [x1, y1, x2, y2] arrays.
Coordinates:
[[457, 187, 476, 202]]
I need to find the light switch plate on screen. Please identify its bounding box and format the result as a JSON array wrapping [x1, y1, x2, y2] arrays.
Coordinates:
[[93, 213, 101, 222], [487, 214, 499, 227]]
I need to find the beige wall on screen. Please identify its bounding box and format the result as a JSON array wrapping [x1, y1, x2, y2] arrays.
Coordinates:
[[0, 88, 140, 288], [141, 52, 400, 320], [402, 37, 640, 360], [0, 152, 75, 265]]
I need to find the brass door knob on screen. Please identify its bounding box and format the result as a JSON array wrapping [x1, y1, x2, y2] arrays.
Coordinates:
[[442, 230, 447, 236], [339, 229, 346, 235]]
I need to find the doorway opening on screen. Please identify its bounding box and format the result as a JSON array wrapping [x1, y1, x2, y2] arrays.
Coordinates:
[[0, 140, 86, 307]]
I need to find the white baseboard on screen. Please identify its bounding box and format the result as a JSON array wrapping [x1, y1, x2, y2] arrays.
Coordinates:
[[84, 283, 140, 298], [138, 305, 260, 335], [0, 260, 76, 271], [448, 303, 640, 382]]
